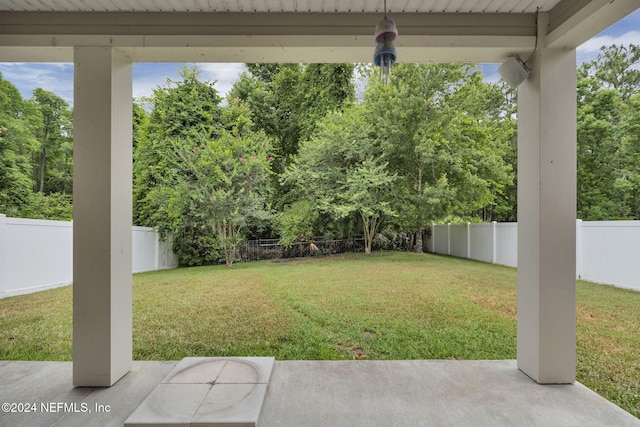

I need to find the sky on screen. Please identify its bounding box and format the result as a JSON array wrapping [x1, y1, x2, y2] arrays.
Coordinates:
[[0, 8, 639, 107]]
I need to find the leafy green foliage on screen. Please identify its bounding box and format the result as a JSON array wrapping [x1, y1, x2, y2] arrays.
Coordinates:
[[577, 44, 640, 219], [133, 66, 225, 229], [282, 108, 396, 253], [276, 200, 318, 246], [0, 74, 73, 219], [133, 66, 274, 266], [3, 45, 639, 236], [361, 64, 513, 250], [19, 192, 72, 221], [229, 63, 355, 179], [31, 88, 73, 195], [180, 130, 273, 266], [0, 75, 40, 215], [172, 224, 222, 267]]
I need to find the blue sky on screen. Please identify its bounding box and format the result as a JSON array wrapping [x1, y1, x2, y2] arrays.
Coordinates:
[[1, 9, 639, 107]]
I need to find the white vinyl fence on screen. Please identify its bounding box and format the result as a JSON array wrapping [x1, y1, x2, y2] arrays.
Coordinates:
[[427, 220, 640, 292], [0, 214, 178, 298]]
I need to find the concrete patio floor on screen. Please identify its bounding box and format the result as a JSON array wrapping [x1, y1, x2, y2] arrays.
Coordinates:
[[1, 359, 638, 427]]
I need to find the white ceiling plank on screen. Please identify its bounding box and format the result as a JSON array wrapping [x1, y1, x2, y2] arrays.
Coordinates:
[[0, 0, 570, 13], [6, 0, 26, 11]]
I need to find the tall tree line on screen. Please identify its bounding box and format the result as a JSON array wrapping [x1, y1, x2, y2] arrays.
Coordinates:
[[2, 44, 638, 265]]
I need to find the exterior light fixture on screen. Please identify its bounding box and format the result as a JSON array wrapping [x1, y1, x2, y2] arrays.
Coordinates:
[[373, 0, 397, 84], [497, 56, 531, 88]]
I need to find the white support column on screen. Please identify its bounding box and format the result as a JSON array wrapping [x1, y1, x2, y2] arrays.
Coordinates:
[[516, 14, 577, 384], [73, 47, 133, 387]]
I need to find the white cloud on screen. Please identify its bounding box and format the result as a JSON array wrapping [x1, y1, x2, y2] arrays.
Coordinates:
[[578, 30, 640, 53], [0, 62, 74, 104], [197, 63, 246, 98], [577, 30, 640, 65], [133, 75, 169, 101], [129, 63, 246, 103]]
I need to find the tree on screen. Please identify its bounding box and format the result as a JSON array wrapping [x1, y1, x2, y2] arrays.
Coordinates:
[[488, 82, 518, 222], [582, 44, 640, 102], [229, 63, 355, 176], [577, 86, 622, 219], [181, 130, 273, 266], [577, 44, 640, 219], [282, 108, 396, 254], [31, 88, 73, 195], [150, 118, 273, 266], [133, 65, 224, 228], [362, 64, 513, 251], [133, 67, 274, 265], [0, 74, 40, 216], [619, 94, 640, 219]]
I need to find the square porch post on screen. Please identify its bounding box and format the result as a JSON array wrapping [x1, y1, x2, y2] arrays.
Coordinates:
[[516, 13, 577, 384], [73, 47, 133, 387]]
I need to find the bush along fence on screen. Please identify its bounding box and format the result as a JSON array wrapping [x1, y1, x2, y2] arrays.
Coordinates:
[[240, 231, 421, 263], [0, 214, 178, 298], [427, 220, 640, 292], [240, 236, 365, 262]]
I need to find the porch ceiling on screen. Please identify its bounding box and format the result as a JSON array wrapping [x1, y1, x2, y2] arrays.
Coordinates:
[[0, 0, 637, 63], [0, 0, 565, 13]]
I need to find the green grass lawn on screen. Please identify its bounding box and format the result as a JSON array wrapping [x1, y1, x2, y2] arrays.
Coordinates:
[[0, 251, 638, 417]]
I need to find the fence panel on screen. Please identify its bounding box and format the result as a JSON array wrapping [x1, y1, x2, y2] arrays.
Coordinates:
[[1, 216, 178, 298], [157, 233, 179, 270], [449, 224, 469, 258], [428, 220, 637, 290], [579, 221, 640, 290], [0, 216, 72, 297], [132, 226, 158, 273], [3, 216, 639, 295], [495, 223, 518, 267], [469, 223, 494, 263], [432, 224, 449, 254]]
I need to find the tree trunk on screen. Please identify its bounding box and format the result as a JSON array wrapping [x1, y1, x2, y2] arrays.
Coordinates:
[[414, 230, 423, 253], [414, 165, 423, 253], [362, 214, 377, 255], [363, 217, 372, 254], [38, 147, 46, 193]]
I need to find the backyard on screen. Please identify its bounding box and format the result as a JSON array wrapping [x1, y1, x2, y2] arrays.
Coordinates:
[[0, 251, 638, 418]]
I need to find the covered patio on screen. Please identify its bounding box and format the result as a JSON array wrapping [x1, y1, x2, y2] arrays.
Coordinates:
[[1, 0, 639, 425], [2, 359, 639, 426]]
